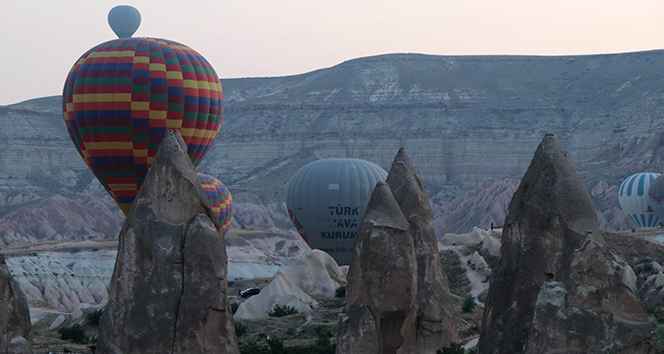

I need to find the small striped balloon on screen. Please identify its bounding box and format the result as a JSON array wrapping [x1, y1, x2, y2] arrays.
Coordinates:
[[618, 172, 661, 228], [198, 173, 232, 232], [63, 37, 223, 214]]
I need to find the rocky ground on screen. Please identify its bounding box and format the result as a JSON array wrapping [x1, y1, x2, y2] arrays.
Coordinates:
[[2, 226, 662, 352]]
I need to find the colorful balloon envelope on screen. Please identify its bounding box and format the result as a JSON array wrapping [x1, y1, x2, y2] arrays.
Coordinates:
[[618, 172, 661, 228], [198, 173, 233, 232], [63, 37, 223, 214]]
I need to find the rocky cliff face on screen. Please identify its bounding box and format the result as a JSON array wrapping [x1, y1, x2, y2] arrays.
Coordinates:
[[386, 148, 458, 352], [338, 182, 418, 354], [0, 255, 32, 354], [3, 51, 664, 244], [479, 134, 655, 354], [97, 132, 239, 354]]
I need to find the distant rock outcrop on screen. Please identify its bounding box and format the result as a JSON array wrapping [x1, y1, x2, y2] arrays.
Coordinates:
[[97, 131, 239, 354], [0, 255, 32, 354], [337, 182, 418, 354], [386, 148, 459, 352], [234, 249, 346, 320], [479, 134, 655, 354]]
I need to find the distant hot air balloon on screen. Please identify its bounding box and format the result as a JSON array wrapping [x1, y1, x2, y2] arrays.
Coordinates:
[[648, 174, 664, 224], [108, 5, 141, 38], [63, 7, 223, 214], [286, 159, 387, 265], [618, 172, 661, 228], [198, 173, 233, 232]]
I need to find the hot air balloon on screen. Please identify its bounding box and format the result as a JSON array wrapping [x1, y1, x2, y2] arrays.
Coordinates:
[[198, 173, 233, 232], [618, 172, 662, 228], [286, 159, 387, 265], [648, 174, 664, 224], [108, 5, 141, 38], [63, 7, 223, 214]]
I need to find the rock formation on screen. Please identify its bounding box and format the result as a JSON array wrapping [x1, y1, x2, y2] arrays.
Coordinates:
[[479, 134, 655, 354], [97, 131, 239, 354], [233, 249, 346, 321], [0, 255, 32, 354], [386, 148, 459, 352], [337, 182, 418, 354]]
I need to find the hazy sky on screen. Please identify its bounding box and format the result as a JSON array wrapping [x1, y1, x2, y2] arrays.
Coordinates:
[[2, 0, 663, 104]]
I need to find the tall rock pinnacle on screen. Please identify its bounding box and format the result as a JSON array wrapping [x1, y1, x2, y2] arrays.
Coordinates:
[[479, 134, 654, 354], [386, 147, 459, 352], [0, 255, 32, 354], [97, 131, 239, 354], [338, 182, 418, 354]]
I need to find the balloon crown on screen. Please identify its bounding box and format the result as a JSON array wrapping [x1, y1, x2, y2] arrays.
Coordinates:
[[108, 5, 142, 38]]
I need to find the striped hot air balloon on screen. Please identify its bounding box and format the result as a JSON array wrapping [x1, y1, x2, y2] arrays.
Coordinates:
[[63, 36, 223, 214], [286, 159, 387, 265], [647, 174, 664, 223], [618, 172, 662, 228], [198, 173, 233, 232]]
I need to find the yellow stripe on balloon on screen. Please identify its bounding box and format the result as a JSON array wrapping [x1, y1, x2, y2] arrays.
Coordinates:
[[131, 101, 150, 111], [149, 110, 167, 119], [133, 56, 149, 64], [166, 71, 183, 80], [183, 80, 222, 92], [180, 128, 218, 139], [133, 149, 148, 157], [88, 50, 135, 58], [149, 63, 166, 72], [166, 120, 182, 128], [73, 93, 132, 103]]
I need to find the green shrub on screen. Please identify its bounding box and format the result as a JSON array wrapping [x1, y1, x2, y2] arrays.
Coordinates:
[[268, 304, 298, 317], [267, 336, 287, 354], [656, 324, 664, 351], [86, 308, 104, 326], [462, 295, 476, 313], [230, 302, 240, 314], [437, 342, 465, 354], [235, 322, 248, 337], [239, 339, 269, 354], [335, 286, 346, 298], [58, 324, 88, 344]]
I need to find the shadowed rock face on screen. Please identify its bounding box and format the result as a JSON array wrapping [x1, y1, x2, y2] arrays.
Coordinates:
[[0, 255, 32, 354], [97, 131, 239, 354], [479, 134, 655, 354], [386, 148, 458, 353], [338, 182, 418, 354]]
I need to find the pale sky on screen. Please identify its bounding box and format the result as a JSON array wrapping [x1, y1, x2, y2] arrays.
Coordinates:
[[2, 0, 663, 105]]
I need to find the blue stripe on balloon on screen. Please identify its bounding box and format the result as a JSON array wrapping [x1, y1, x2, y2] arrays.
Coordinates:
[[626, 175, 638, 196], [638, 174, 646, 196]]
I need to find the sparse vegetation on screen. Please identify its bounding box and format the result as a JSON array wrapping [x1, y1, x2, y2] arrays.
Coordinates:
[[462, 295, 476, 313], [437, 342, 466, 354], [655, 323, 664, 351], [335, 286, 346, 298], [231, 302, 240, 314], [85, 308, 104, 326], [268, 304, 298, 317], [266, 336, 286, 354], [239, 332, 335, 354], [235, 321, 248, 337], [58, 324, 88, 344]]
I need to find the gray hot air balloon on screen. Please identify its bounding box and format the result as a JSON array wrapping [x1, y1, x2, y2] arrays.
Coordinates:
[[286, 159, 387, 265], [648, 174, 664, 225], [108, 5, 141, 38]]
